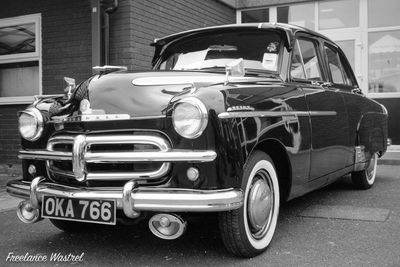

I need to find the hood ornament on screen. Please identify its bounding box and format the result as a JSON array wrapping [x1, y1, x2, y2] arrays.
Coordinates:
[[64, 77, 76, 100]]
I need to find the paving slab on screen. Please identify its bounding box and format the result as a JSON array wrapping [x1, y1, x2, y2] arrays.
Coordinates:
[[299, 204, 391, 222], [0, 194, 20, 213]]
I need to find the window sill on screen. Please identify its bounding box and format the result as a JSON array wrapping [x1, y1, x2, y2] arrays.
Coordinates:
[[367, 92, 400, 99], [0, 96, 34, 105]]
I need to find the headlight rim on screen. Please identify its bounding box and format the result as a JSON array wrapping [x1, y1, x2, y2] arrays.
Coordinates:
[[18, 107, 44, 141], [172, 97, 208, 139]]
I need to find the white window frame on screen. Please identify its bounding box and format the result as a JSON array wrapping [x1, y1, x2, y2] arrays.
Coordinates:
[[237, 0, 400, 98], [0, 13, 42, 105]]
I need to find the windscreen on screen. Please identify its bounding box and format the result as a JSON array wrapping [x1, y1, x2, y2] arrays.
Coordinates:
[[157, 30, 283, 73]]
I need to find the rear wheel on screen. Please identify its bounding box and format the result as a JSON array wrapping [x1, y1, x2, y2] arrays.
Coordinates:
[[351, 152, 378, 189], [219, 151, 280, 258]]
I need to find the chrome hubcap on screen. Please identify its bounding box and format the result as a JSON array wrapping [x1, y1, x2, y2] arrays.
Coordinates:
[[247, 170, 274, 238]]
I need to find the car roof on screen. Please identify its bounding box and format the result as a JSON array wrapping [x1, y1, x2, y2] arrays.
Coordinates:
[[151, 23, 333, 47]]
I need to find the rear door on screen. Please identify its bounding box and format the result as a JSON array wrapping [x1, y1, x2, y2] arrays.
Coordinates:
[[321, 41, 367, 166], [290, 34, 350, 181]]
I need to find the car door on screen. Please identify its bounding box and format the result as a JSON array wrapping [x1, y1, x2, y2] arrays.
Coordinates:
[[322, 42, 370, 166], [290, 34, 350, 181]]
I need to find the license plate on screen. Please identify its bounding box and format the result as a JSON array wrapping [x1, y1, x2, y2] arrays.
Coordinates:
[[41, 196, 116, 225]]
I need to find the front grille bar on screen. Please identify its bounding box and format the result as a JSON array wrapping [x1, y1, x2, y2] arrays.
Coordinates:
[[19, 134, 217, 182]]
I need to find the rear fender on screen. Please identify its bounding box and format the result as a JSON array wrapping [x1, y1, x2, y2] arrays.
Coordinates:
[[357, 112, 388, 156]]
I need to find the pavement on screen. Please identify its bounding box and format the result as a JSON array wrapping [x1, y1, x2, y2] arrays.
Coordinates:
[[379, 149, 400, 165], [0, 165, 399, 266], [0, 174, 19, 213]]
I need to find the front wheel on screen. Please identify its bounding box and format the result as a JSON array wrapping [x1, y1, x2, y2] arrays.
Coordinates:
[[351, 152, 378, 189], [219, 151, 280, 258]]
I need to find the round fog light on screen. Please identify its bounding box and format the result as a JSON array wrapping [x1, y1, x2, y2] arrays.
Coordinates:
[[187, 167, 199, 182], [17, 200, 41, 224], [28, 164, 37, 176]]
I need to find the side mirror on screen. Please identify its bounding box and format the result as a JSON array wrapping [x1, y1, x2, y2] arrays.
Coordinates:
[[225, 58, 245, 85]]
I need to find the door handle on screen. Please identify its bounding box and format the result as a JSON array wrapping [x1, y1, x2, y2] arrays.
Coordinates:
[[311, 81, 332, 87], [351, 87, 363, 95]]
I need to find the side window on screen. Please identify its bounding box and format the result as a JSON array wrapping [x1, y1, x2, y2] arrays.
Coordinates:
[[290, 38, 322, 81], [290, 40, 306, 79], [324, 45, 345, 84], [338, 52, 356, 87]]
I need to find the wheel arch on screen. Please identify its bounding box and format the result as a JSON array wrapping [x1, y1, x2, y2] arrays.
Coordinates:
[[356, 111, 388, 157], [251, 138, 292, 202]]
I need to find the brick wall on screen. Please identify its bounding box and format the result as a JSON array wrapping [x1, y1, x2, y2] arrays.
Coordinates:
[[0, 105, 26, 165], [109, 0, 236, 70], [0, 0, 235, 166], [0, 0, 92, 165]]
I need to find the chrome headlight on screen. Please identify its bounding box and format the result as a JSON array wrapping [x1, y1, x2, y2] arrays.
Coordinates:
[[18, 108, 44, 141], [172, 97, 208, 139]]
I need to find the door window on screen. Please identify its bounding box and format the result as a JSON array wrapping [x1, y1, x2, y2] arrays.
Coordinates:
[[324, 45, 345, 84], [290, 38, 322, 81], [324, 44, 355, 86]]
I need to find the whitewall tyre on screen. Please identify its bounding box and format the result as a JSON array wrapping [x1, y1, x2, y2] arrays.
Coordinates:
[[219, 151, 280, 257], [351, 152, 378, 189]]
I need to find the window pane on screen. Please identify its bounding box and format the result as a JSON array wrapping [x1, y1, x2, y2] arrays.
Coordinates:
[[0, 23, 36, 55], [242, 9, 269, 23], [335, 40, 355, 71], [368, 0, 400, 28], [277, 3, 315, 29], [291, 41, 306, 79], [158, 30, 282, 73], [298, 39, 322, 80], [369, 31, 400, 93], [325, 45, 345, 84], [319, 0, 359, 30], [0, 61, 38, 97]]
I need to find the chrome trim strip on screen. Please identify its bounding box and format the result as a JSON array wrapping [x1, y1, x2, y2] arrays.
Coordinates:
[[218, 110, 337, 119], [85, 163, 171, 181], [129, 115, 166, 120], [7, 179, 244, 213], [85, 135, 170, 151], [19, 150, 72, 161], [84, 150, 217, 163], [64, 114, 130, 122], [308, 111, 337, 116], [19, 149, 216, 163], [47, 135, 74, 149]]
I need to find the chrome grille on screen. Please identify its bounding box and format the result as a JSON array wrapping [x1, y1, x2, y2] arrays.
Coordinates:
[[46, 134, 171, 182]]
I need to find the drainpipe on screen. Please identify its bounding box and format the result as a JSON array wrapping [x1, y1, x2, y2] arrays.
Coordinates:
[[102, 0, 118, 65]]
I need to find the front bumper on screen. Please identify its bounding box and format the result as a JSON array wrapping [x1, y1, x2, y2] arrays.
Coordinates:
[[7, 177, 243, 219]]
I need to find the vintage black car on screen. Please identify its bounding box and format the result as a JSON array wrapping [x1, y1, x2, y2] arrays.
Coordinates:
[[8, 23, 387, 257]]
